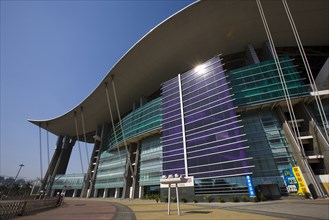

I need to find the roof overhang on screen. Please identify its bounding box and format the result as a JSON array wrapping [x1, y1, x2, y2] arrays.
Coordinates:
[[28, 0, 329, 139]]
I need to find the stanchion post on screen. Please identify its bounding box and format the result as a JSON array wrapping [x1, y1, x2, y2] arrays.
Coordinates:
[[176, 183, 180, 216], [168, 184, 171, 215]]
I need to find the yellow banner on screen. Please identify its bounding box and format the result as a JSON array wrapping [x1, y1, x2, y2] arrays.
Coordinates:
[[292, 166, 309, 194]]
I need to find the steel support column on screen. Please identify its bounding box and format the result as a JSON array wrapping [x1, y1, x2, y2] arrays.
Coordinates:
[[45, 136, 75, 196], [41, 135, 63, 193], [131, 141, 141, 199], [81, 125, 103, 198]]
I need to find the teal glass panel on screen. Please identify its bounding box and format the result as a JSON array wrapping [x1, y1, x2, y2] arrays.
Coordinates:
[[239, 109, 295, 194], [52, 173, 84, 190], [104, 97, 162, 150], [226, 57, 309, 107], [139, 134, 162, 186], [240, 109, 295, 178], [94, 149, 126, 188]]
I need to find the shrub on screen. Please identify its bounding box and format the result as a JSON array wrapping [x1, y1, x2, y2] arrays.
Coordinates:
[[171, 197, 177, 202], [155, 195, 160, 203], [217, 197, 225, 203], [231, 195, 239, 202], [192, 197, 198, 203], [304, 192, 311, 199], [180, 197, 187, 203], [162, 196, 168, 203], [256, 192, 266, 202], [203, 195, 213, 203], [252, 196, 259, 202], [241, 195, 249, 202]]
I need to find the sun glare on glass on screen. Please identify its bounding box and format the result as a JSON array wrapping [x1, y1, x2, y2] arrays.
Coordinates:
[[195, 64, 206, 74]]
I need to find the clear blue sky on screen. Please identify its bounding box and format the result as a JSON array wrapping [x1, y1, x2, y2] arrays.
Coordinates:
[[0, 0, 195, 180]]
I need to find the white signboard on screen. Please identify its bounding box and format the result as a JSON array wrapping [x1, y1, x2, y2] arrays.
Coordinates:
[[160, 176, 194, 188]]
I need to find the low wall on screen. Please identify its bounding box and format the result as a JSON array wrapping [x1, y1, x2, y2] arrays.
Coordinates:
[[0, 198, 58, 219]]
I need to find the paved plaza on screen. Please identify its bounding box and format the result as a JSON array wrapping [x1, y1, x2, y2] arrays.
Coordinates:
[[12, 197, 329, 220]]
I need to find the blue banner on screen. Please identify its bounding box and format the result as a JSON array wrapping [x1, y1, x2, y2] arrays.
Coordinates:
[[246, 175, 256, 197]]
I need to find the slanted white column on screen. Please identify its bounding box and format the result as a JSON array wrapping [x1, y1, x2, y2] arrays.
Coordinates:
[[103, 188, 108, 198], [139, 186, 143, 199], [114, 188, 119, 198], [73, 189, 77, 198]]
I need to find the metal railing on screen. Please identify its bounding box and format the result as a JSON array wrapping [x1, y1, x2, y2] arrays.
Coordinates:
[[0, 198, 58, 219]]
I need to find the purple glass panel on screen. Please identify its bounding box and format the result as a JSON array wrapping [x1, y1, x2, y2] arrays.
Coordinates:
[[181, 56, 250, 178], [192, 168, 252, 179], [161, 76, 186, 174], [162, 148, 184, 157], [161, 56, 251, 179]]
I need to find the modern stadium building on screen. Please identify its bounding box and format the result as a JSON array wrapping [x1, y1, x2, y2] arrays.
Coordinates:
[[29, 0, 329, 201]]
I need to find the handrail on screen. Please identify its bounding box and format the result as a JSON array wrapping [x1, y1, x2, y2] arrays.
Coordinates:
[[0, 198, 58, 219]]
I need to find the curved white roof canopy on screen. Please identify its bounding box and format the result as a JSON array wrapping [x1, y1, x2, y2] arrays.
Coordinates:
[[29, 0, 329, 140]]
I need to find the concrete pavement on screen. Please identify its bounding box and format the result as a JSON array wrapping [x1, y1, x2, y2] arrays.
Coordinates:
[[12, 197, 329, 220], [106, 198, 284, 220], [199, 198, 329, 220], [12, 199, 135, 220], [217, 199, 329, 220]]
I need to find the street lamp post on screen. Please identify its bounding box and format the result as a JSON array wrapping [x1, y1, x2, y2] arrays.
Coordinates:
[[6, 164, 24, 198]]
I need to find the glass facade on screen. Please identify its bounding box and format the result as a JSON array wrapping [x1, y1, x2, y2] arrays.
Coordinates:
[[94, 149, 126, 189], [161, 56, 252, 179], [104, 97, 162, 150], [194, 176, 248, 195], [240, 109, 294, 188], [91, 54, 322, 198], [52, 173, 84, 190], [139, 134, 162, 186], [226, 56, 308, 107], [161, 74, 185, 175]]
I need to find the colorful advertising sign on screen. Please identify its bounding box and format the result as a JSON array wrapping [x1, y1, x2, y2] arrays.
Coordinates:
[[246, 175, 256, 197], [282, 166, 309, 194]]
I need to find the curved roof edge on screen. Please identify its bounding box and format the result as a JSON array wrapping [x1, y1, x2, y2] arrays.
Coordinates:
[[29, 0, 329, 137], [28, 1, 199, 123], [28, 1, 200, 135]]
